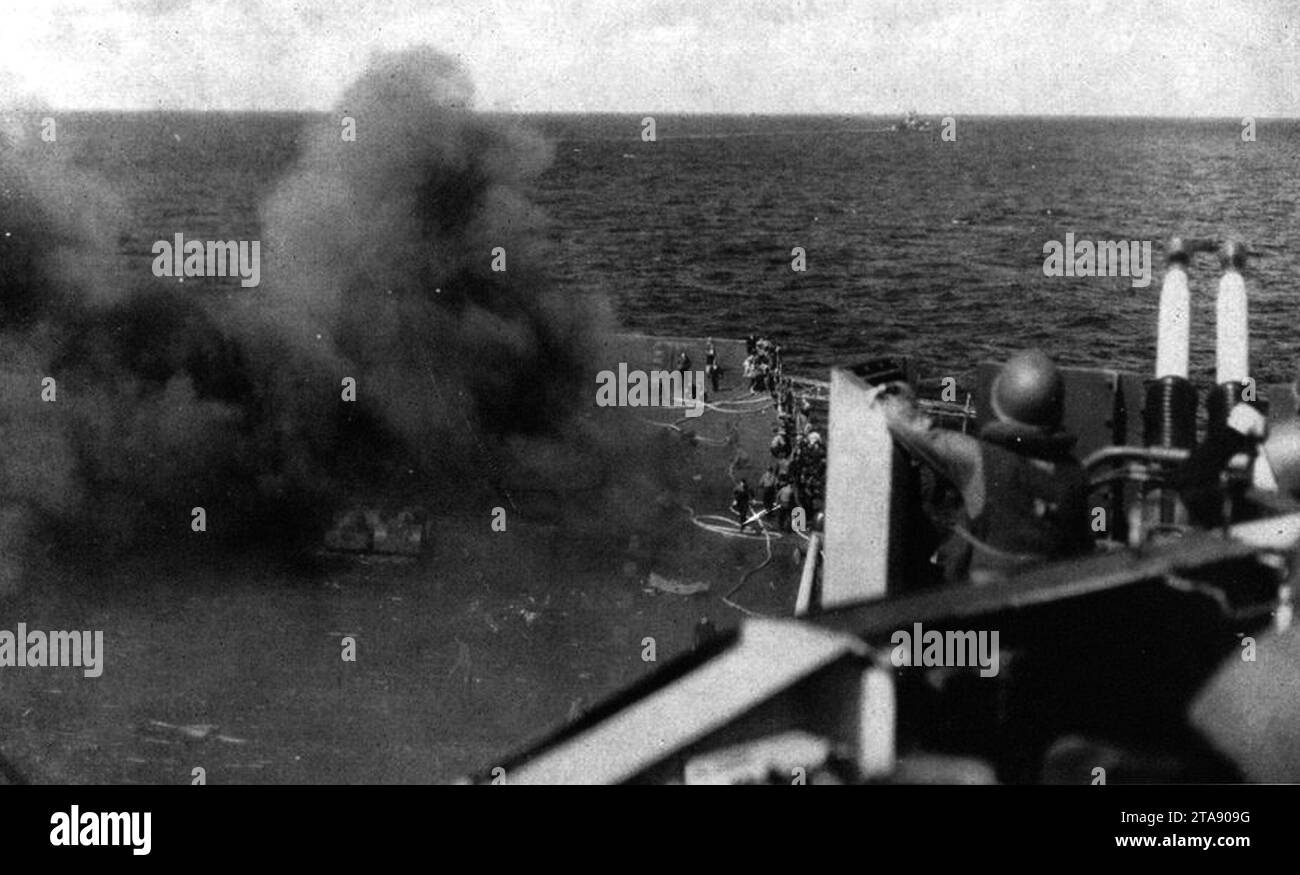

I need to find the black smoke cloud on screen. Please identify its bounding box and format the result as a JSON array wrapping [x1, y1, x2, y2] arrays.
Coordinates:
[[250, 46, 612, 474], [0, 48, 620, 593]]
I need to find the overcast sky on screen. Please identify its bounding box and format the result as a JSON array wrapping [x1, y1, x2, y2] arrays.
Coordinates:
[[0, 0, 1295, 115]]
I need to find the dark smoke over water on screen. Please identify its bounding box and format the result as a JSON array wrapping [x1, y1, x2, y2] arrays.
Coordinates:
[[0, 49, 624, 594], [250, 46, 614, 480]]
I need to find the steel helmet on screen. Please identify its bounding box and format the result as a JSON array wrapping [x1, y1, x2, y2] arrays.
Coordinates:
[[990, 349, 1065, 433], [1263, 420, 1300, 497]]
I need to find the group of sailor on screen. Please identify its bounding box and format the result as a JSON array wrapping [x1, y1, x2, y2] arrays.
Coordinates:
[[678, 340, 722, 394], [725, 334, 828, 533], [743, 334, 783, 393], [769, 424, 825, 512], [730, 467, 808, 534]]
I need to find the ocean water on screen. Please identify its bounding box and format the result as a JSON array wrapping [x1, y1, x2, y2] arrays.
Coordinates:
[[53, 112, 1300, 386]]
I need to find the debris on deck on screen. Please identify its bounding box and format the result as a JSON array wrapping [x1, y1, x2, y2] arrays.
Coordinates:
[[646, 572, 711, 596]]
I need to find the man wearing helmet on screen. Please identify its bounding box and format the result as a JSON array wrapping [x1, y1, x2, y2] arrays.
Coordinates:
[[867, 350, 1093, 584]]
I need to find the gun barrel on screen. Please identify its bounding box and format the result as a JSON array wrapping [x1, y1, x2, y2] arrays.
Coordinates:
[[1156, 262, 1190, 379], [1216, 262, 1249, 385]]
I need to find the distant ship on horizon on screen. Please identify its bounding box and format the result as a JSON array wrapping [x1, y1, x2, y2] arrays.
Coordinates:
[[890, 110, 932, 132]]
